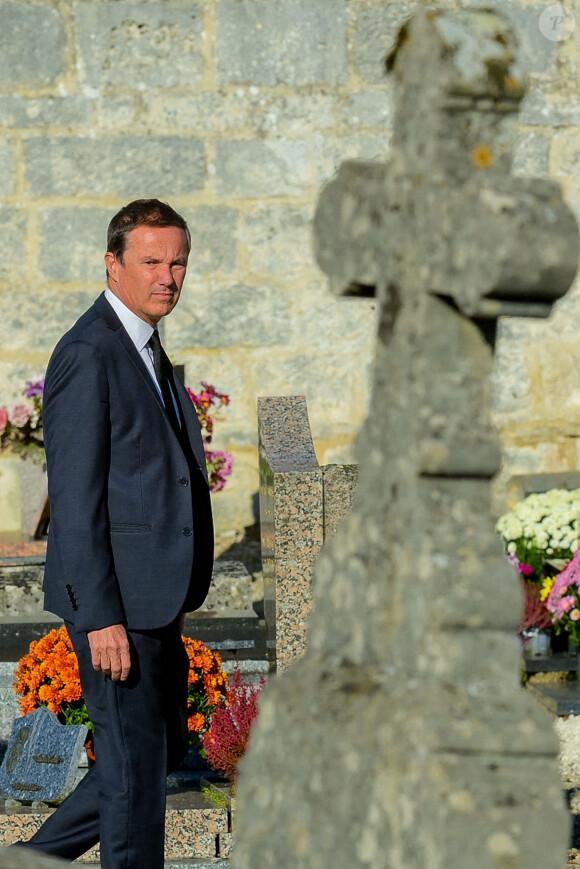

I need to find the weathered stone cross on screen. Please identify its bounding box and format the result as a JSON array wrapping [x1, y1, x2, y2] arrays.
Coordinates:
[[234, 10, 579, 869]]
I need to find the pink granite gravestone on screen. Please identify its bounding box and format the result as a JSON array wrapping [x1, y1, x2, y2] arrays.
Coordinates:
[[258, 396, 358, 670]]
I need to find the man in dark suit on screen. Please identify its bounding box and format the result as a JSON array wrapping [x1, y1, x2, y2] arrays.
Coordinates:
[[14, 200, 214, 868]]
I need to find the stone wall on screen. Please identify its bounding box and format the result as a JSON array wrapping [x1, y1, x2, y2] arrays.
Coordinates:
[[0, 0, 578, 532]]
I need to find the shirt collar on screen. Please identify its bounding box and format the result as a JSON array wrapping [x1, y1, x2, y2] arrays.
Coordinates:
[[104, 288, 155, 351]]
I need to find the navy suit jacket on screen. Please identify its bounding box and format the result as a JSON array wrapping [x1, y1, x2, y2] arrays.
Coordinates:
[[42, 292, 213, 632]]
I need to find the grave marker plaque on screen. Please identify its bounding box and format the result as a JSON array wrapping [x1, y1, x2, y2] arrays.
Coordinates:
[[0, 707, 87, 805]]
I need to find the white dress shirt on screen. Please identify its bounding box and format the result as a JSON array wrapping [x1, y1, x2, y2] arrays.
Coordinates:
[[104, 287, 161, 392], [104, 289, 182, 425]]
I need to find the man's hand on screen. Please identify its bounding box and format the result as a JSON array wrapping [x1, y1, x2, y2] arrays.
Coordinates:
[[87, 624, 131, 681]]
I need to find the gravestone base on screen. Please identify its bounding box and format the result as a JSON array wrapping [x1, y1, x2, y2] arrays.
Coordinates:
[[0, 789, 231, 863]]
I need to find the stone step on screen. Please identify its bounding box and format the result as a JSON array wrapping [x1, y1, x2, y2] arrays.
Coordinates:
[[0, 784, 233, 863], [0, 610, 268, 664], [0, 554, 262, 620]]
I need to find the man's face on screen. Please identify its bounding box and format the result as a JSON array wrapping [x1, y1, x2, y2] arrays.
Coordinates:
[[105, 225, 189, 326]]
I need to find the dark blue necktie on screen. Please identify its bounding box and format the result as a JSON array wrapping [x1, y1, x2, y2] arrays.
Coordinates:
[[147, 330, 181, 435]]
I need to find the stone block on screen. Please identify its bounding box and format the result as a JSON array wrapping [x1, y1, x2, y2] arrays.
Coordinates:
[[38, 208, 111, 283], [520, 88, 580, 127], [215, 139, 315, 198], [551, 129, 580, 205], [342, 89, 394, 129], [250, 345, 373, 442], [163, 801, 228, 859], [494, 3, 558, 74], [0, 3, 65, 86], [0, 144, 16, 196], [0, 661, 20, 745], [216, 0, 347, 86], [199, 559, 257, 612], [0, 209, 26, 282], [0, 289, 95, 353], [75, 2, 203, 89], [493, 317, 535, 417], [239, 205, 316, 276], [0, 97, 91, 129], [24, 137, 205, 198], [246, 93, 337, 136], [218, 831, 233, 857], [94, 97, 137, 130], [0, 707, 87, 805], [179, 206, 238, 276], [0, 564, 44, 618], [513, 131, 550, 178], [150, 91, 337, 136], [314, 132, 392, 189], [352, 5, 414, 84], [168, 283, 290, 349]]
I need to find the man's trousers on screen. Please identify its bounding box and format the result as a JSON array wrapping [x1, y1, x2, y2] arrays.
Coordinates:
[[15, 619, 190, 869]]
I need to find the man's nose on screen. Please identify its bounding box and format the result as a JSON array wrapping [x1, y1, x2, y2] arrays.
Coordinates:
[[157, 264, 175, 286]]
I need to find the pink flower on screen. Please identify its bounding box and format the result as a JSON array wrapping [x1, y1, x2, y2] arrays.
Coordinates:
[[557, 595, 577, 614], [571, 610, 580, 622], [546, 550, 580, 615], [519, 563, 535, 577], [8, 403, 33, 428], [0, 407, 8, 431]]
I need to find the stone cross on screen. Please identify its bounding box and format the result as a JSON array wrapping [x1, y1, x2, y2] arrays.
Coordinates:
[[234, 9, 579, 869]]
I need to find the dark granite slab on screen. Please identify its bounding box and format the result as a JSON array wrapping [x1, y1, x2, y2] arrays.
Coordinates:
[[527, 681, 580, 716]]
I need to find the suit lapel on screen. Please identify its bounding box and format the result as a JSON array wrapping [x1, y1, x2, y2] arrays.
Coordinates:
[[94, 292, 166, 414], [173, 375, 210, 482]]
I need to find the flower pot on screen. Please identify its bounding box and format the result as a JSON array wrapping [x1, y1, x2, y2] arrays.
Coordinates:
[[522, 627, 551, 658]]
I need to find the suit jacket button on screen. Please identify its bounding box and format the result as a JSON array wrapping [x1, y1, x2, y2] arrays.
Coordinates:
[[179, 477, 189, 487], [182, 527, 193, 537]]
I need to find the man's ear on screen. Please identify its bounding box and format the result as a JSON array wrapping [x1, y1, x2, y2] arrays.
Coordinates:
[[104, 252, 117, 284]]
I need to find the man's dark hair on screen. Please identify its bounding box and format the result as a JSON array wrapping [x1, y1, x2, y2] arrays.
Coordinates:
[[106, 199, 191, 279]]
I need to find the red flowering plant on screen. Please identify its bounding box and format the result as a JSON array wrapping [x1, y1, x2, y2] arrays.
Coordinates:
[[1, 377, 233, 493], [200, 665, 265, 783], [0, 379, 45, 464]]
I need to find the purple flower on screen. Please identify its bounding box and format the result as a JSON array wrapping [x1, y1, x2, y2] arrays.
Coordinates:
[[24, 380, 44, 398]]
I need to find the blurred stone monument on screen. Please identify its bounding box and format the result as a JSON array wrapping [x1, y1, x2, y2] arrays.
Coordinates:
[[0, 847, 68, 869], [234, 8, 579, 868]]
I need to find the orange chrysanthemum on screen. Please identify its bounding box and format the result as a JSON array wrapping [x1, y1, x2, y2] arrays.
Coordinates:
[[14, 627, 227, 748], [14, 626, 93, 734], [181, 636, 228, 739]]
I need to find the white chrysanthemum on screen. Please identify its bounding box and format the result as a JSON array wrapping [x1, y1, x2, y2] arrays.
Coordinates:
[[496, 488, 580, 553]]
